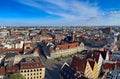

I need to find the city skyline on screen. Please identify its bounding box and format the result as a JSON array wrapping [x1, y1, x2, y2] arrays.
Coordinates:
[[1, 0, 120, 26]]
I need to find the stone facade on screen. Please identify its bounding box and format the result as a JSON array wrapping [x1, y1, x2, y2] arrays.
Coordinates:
[[50, 42, 85, 58]]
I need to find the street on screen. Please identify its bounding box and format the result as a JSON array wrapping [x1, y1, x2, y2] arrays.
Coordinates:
[[38, 42, 72, 79]]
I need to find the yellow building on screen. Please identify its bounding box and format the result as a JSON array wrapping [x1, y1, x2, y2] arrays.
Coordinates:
[[84, 60, 93, 78], [86, 51, 103, 74], [20, 57, 45, 79], [88, 59, 98, 79]]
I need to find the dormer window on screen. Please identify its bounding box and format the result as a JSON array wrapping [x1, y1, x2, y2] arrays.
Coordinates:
[[91, 54, 95, 60]]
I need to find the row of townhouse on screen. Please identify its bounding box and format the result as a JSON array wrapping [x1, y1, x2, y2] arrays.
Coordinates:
[[60, 49, 111, 79], [0, 38, 38, 54], [71, 56, 99, 79], [102, 51, 120, 79]]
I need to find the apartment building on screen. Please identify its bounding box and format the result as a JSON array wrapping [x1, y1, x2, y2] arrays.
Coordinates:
[[0, 47, 45, 79], [20, 57, 45, 79]]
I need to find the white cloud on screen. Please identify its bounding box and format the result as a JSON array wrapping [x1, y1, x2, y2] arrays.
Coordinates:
[[6, 0, 120, 26]]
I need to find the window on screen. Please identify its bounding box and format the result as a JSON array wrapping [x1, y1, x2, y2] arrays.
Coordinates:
[[37, 76, 38, 78], [40, 69, 42, 71], [37, 69, 39, 71], [40, 76, 41, 78], [37, 73, 38, 75]]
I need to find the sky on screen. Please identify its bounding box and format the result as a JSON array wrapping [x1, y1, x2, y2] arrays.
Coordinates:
[[1, 0, 120, 26]]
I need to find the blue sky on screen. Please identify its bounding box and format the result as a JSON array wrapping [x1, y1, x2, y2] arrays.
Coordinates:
[[0, 0, 120, 26]]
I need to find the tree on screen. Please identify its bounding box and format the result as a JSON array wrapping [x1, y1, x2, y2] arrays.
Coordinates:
[[9, 73, 25, 79]]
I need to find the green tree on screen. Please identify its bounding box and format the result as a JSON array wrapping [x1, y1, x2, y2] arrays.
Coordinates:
[[9, 73, 25, 79]]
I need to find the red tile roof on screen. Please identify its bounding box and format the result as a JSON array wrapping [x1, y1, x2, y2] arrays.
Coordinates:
[[12, 31, 22, 36], [57, 42, 79, 50], [100, 47, 105, 51], [20, 62, 44, 69], [0, 48, 22, 53], [103, 61, 120, 70], [0, 37, 4, 40], [6, 66, 19, 74], [103, 63, 115, 70], [0, 67, 5, 75], [55, 34, 66, 40], [24, 42, 33, 47], [71, 56, 87, 73], [60, 63, 89, 79], [86, 51, 101, 63]]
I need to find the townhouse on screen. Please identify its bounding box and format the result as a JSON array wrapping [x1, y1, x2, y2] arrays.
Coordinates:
[[71, 56, 98, 79], [60, 63, 89, 79], [86, 51, 103, 73], [20, 57, 45, 79]]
